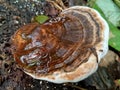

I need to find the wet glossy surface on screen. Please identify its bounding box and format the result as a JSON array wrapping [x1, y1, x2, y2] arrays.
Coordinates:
[[11, 7, 102, 74]]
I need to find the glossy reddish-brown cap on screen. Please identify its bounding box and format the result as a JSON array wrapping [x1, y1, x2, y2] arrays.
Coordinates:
[[11, 6, 109, 83]]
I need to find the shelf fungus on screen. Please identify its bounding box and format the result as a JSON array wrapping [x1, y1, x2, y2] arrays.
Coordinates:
[[11, 6, 109, 83]]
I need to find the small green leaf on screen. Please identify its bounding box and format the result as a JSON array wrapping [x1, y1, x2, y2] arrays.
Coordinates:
[[93, 2, 120, 51], [118, 79, 120, 84], [27, 59, 39, 68], [35, 15, 49, 24], [114, 79, 120, 86]]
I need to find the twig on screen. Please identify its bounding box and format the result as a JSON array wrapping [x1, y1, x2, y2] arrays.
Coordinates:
[[64, 83, 87, 90]]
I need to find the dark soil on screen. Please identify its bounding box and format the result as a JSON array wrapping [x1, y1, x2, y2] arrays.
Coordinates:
[[0, 0, 120, 90]]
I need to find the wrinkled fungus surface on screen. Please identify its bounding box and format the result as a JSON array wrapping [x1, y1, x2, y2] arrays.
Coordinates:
[[11, 6, 109, 83]]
